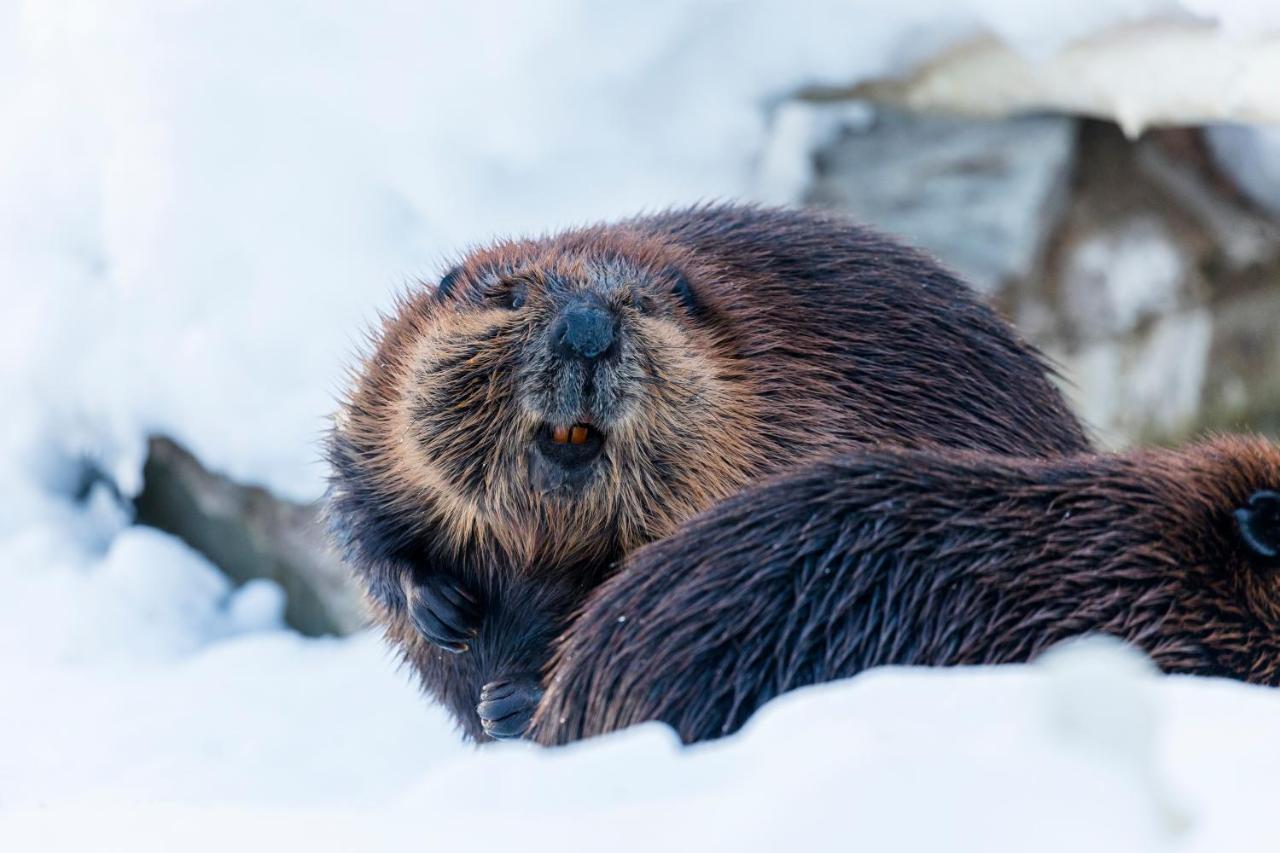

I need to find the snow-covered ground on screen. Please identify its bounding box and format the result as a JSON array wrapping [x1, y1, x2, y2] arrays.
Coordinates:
[[5, 628, 1280, 852], [4, 2, 1280, 850]]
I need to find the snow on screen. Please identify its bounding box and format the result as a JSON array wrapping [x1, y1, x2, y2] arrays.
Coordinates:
[[4, 639, 1280, 852], [0, 490, 467, 811], [4, 1, 1280, 851]]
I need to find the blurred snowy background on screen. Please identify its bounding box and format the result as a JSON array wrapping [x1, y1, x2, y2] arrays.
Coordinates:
[[3, 1, 1280, 850]]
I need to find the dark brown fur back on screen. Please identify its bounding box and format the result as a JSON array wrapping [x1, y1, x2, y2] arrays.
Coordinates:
[[532, 437, 1280, 745]]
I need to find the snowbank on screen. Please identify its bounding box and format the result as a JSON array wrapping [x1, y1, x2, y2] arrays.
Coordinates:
[[862, 21, 1280, 136], [0, 499, 467, 811], [4, 640, 1280, 853]]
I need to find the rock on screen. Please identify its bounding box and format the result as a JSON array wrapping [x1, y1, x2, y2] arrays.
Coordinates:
[[1200, 288, 1280, 436], [1059, 217, 1187, 341], [806, 107, 1076, 292], [1136, 135, 1280, 272], [1205, 124, 1280, 218], [1054, 309, 1213, 448], [754, 100, 872, 205], [134, 436, 365, 637], [799, 112, 1280, 445], [996, 121, 1279, 446]]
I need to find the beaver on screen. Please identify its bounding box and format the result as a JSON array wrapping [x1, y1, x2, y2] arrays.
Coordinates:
[[326, 204, 1089, 741], [531, 437, 1280, 746]]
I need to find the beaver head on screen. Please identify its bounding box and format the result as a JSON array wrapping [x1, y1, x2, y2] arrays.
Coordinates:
[[333, 230, 766, 566]]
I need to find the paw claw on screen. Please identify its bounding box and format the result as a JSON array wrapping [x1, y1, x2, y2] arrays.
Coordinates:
[[407, 575, 483, 651], [478, 675, 542, 741]]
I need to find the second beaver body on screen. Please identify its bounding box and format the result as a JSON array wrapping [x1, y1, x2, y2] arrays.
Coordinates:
[[532, 438, 1280, 745], [328, 204, 1089, 741]]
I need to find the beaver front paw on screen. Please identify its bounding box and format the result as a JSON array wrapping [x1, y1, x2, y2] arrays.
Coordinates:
[[478, 675, 542, 741], [1235, 490, 1280, 564], [406, 574, 481, 653]]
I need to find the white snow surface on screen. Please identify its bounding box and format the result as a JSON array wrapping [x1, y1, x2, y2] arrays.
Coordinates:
[[5, 633, 1280, 852], [5, 2, 1280, 851]]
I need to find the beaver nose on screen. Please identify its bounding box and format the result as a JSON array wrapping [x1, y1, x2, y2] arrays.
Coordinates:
[[551, 301, 616, 361]]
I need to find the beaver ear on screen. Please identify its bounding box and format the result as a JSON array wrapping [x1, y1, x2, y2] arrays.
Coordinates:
[[1235, 490, 1280, 566]]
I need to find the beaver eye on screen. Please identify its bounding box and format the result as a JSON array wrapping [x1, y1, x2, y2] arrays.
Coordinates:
[[490, 282, 527, 311], [630, 291, 657, 315], [670, 272, 699, 316]]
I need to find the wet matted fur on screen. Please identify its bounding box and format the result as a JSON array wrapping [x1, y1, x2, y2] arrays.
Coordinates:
[[327, 204, 1089, 741], [532, 438, 1280, 745]]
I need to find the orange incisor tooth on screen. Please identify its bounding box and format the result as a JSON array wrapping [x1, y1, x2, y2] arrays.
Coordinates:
[[552, 425, 570, 444], [570, 425, 588, 445]]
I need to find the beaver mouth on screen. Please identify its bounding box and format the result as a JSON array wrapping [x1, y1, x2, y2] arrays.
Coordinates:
[[529, 421, 606, 496], [534, 422, 606, 469]]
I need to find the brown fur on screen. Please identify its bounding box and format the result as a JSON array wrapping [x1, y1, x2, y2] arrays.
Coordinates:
[[532, 437, 1280, 746], [327, 204, 1089, 740]]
